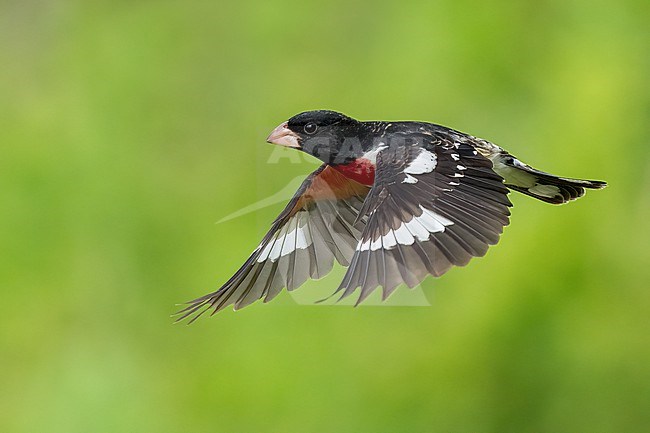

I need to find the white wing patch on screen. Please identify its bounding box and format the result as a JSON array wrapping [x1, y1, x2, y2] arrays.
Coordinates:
[[417, 207, 454, 233], [402, 174, 418, 184], [359, 206, 454, 251], [405, 149, 437, 175], [257, 215, 313, 262]]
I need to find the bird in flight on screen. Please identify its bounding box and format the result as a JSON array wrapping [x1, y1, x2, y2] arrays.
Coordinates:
[[176, 110, 606, 322]]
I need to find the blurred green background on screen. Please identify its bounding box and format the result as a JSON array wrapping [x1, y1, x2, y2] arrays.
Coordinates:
[[2, 1, 649, 432]]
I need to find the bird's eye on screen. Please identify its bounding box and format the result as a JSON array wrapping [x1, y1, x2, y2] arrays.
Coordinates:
[[304, 122, 318, 134]]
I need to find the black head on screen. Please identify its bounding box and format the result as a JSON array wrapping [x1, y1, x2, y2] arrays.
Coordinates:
[[266, 110, 367, 164]]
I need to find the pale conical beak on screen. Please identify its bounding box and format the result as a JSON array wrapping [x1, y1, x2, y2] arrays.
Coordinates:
[[266, 122, 300, 148]]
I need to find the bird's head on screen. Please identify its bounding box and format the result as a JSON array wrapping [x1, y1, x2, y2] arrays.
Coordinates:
[[266, 110, 366, 164]]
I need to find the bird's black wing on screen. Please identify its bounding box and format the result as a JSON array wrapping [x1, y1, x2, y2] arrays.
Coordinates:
[[176, 164, 369, 322], [336, 133, 512, 304]]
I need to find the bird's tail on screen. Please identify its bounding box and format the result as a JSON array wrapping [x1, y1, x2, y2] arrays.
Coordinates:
[[492, 154, 607, 204]]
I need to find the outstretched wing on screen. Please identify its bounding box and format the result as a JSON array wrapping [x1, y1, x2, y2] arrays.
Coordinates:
[[176, 164, 369, 322], [336, 134, 512, 304]]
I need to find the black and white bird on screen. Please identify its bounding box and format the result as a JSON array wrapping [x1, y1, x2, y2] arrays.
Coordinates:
[[177, 110, 606, 322]]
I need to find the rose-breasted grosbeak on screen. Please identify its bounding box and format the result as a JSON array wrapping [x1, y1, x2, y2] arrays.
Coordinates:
[[177, 110, 606, 322]]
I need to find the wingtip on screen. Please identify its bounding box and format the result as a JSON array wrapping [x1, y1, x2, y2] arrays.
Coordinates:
[[591, 180, 607, 189]]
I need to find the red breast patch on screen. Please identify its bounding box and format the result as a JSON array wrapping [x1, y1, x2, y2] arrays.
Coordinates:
[[332, 159, 376, 186]]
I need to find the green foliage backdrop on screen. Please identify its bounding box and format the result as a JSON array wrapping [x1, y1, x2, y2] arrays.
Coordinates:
[[1, 1, 649, 432]]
